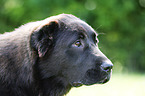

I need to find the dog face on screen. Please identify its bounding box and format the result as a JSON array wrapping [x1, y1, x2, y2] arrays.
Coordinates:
[[31, 14, 113, 87]]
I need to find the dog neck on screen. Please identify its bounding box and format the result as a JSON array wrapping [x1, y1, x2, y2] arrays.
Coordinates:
[[38, 76, 72, 96]]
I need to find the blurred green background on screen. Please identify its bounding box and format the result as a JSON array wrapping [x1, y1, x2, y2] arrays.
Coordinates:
[[0, 0, 145, 96]]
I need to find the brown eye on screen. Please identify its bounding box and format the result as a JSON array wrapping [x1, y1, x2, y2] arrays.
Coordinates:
[[95, 39, 99, 44], [95, 38, 99, 44], [74, 40, 82, 47]]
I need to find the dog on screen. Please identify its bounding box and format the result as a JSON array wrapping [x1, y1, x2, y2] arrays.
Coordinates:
[[0, 14, 113, 96]]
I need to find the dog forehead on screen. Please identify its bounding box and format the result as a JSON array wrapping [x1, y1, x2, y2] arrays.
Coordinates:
[[69, 20, 98, 38], [47, 14, 98, 38], [58, 14, 81, 21], [59, 14, 94, 30]]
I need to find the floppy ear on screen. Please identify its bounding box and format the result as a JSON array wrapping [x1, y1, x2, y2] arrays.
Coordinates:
[[31, 21, 59, 57]]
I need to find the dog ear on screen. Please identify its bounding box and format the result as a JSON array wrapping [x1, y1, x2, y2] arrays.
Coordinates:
[[31, 21, 59, 57]]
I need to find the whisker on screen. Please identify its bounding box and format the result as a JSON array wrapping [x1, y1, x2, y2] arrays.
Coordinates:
[[96, 25, 102, 30], [98, 32, 106, 35]]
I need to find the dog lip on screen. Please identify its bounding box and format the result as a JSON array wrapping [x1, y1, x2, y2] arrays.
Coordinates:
[[72, 82, 83, 87], [99, 77, 109, 84]]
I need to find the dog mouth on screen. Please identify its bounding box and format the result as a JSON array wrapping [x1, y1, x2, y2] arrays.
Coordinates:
[[71, 69, 112, 87], [71, 82, 83, 87], [71, 76, 110, 87], [98, 71, 112, 84], [79, 69, 111, 85], [98, 76, 110, 84]]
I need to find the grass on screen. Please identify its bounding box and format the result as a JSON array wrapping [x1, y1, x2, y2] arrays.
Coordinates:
[[66, 73, 145, 96]]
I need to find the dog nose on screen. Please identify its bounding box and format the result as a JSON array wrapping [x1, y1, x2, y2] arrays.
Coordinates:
[[101, 62, 113, 72]]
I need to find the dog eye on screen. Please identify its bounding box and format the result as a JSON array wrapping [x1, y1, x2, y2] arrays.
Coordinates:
[[95, 38, 99, 44], [73, 40, 82, 47], [95, 39, 99, 44]]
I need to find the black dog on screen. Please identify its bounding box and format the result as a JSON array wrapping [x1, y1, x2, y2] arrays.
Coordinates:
[[0, 14, 113, 96]]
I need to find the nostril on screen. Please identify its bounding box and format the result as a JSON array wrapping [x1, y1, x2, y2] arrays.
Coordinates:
[[101, 62, 113, 72]]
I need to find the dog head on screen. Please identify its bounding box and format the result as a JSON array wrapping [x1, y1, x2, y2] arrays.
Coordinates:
[[31, 14, 113, 87]]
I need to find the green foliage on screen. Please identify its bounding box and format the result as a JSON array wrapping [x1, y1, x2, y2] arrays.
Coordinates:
[[0, 0, 145, 72]]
